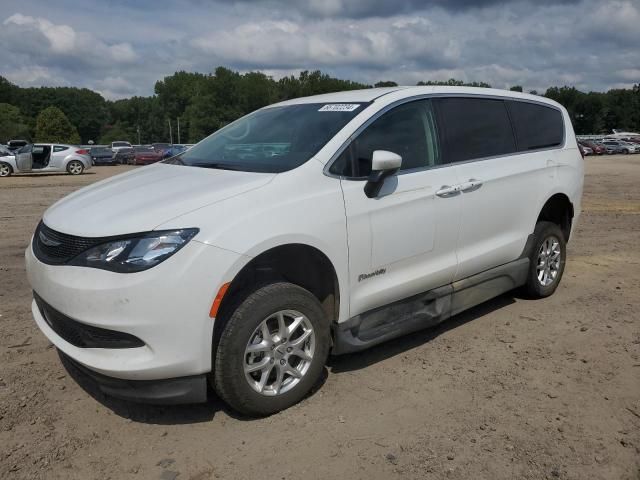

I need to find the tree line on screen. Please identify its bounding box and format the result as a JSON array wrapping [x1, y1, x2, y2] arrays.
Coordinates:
[[1, 66, 639, 145]]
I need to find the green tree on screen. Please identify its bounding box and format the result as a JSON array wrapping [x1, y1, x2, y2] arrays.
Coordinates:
[[35, 106, 81, 144], [0, 103, 31, 143], [417, 78, 491, 88], [375, 81, 398, 87], [510, 85, 523, 92]]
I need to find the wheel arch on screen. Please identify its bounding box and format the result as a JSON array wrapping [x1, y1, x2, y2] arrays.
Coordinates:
[[536, 193, 574, 241], [212, 243, 341, 362]]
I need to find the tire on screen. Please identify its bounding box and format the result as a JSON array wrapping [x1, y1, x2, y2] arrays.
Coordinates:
[[0, 162, 12, 177], [213, 282, 330, 417], [523, 221, 567, 299], [67, 160, 84, 175], [623, 149, 629, 155]]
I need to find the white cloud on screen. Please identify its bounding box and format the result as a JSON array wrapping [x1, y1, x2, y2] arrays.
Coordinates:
[[3, 13, 137, 63]]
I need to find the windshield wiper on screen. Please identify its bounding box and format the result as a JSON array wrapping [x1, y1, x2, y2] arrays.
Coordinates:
[[190, 162, 246, 171]]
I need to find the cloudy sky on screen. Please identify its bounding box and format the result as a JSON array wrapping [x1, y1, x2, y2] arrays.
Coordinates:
[[0, 0, 638, 99]]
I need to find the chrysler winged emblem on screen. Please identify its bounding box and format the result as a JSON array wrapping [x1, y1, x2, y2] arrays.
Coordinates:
[[39, 230, 61, 247]]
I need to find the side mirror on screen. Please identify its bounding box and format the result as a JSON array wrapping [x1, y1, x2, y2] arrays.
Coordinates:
[[364, 150, 402, 198]]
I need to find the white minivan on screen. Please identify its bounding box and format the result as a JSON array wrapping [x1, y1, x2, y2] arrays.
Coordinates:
[[26, 86, 583, 415]]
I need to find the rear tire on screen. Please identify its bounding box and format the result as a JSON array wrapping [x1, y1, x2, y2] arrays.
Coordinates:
[[213, 282, 330, 417], [523, 221, 566, 298], [67, 160, 84, 175], [0, 162, 12, 177]]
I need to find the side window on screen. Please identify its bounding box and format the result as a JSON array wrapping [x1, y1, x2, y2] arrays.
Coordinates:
[[507, 101, 563, 150], [330, 100, 441, 178], [436, 97, 516, 163], [53, 146, 69, 152]]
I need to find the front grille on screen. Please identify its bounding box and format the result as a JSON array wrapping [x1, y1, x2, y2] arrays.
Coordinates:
[[34, 292, 144, 349], [33, 221, 107, 265]]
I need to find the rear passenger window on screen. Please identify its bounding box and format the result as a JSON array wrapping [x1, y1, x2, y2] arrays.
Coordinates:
[[53, 146, 69, 152], [330, 99, 441, 178], [507, 101, 563, 150], [436, 98, 516, 163]]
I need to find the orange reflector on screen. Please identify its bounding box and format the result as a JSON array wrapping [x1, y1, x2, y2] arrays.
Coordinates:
[[209, 282, 230, 318]]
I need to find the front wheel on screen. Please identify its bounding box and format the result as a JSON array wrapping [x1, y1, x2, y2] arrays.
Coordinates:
[[523, 221, 567, 298], [67, 160, 84, 175], [0, 162, 12, 177], [213, 282, 330, 416]]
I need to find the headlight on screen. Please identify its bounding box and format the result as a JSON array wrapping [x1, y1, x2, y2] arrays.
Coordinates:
[[70, 229, 198, 273]]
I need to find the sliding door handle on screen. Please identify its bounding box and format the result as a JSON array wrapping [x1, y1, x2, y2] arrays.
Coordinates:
[[436, 185, 460, 198], [460, 178, 483, 193]]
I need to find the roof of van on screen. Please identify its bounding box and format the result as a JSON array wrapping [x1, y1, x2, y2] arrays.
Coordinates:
[[272, 86, 562, 109]]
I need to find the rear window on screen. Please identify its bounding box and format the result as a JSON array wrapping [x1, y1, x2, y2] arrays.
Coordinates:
[[436, 98, 516, 163], [507, 101, 563, 150]]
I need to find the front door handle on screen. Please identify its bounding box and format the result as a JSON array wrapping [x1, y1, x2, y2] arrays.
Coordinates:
[[436, 185, 460, 198], [459, 178, 483, 193]]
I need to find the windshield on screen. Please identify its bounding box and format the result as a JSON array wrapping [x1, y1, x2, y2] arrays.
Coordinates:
[[135, 146, 155, 152], [113, 142, 130, 147], [173, 103, 367, 173]]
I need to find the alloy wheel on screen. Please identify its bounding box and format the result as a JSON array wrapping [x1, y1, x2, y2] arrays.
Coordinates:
[[244, 310, 315, 396], [0, 163, 11, 177], [68, 161, 83, 175], [536, 236, 561, 287]]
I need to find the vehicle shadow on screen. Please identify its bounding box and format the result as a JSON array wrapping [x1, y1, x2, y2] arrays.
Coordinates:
[[58, 350, 328, 424], [328, 293, 517, 374], [58, 294, 514, 424]]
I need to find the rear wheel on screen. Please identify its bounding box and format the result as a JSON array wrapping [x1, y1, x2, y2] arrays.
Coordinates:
[[213, 282, 330, 416], [0, 162, 12, 177], [67, 160, 84, 175], [523, 221, 566, 298]]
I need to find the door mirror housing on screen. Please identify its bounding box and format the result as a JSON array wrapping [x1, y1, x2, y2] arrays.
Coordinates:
[[364, 150, 402, 198]]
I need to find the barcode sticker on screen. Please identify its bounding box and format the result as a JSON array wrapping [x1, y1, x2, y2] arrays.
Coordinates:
[[318, 104, 360, 112]]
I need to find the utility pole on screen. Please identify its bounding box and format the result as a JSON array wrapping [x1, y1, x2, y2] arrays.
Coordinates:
[[137, 125, 141, 145], [177, 117, 181, 144], [168, 119, 173, 144]]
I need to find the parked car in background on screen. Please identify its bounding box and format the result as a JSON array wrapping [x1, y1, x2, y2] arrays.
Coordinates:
[[152, 143, 172, 158], [90, 146, 117, 165], [114, 146, 135, 164], [130, 145, 164, 165], [578, 144, 593, 156], [111, 141, 132, 154], [166, 144, 188, 157], [0, 144, 92, 177], [579, 140, 605, 155], [0, 145, 15, 176], [7, 139, 29, 151], [600, 139, 637, 154]]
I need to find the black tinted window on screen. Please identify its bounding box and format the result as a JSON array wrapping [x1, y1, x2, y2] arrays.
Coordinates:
[[437, 97, 516, 163], [330, 100, 440, 177], [508, 101, 563, 150]]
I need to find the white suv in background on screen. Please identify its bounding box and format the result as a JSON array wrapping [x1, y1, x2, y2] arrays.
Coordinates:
[[26, 87, 583, 416]]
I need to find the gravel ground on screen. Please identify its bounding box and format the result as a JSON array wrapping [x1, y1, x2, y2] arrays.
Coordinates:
[[1, 156, 639, 480]]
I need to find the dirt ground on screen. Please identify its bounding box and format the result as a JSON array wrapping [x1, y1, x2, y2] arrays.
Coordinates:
[[1, 156, 639, 480]]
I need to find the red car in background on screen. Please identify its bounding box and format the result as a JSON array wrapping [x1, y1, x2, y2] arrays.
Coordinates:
[[579, 140, 605, 155], [129, 146, 164, 165]]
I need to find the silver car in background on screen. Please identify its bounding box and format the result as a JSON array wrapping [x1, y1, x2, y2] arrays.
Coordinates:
[[0, 144, 92, 177]]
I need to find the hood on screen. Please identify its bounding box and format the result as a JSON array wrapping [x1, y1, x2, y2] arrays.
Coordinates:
[[43, 163, 275, 237]]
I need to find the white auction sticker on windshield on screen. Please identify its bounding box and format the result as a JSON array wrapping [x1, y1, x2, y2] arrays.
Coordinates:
[[318, 104, 360, 112]]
